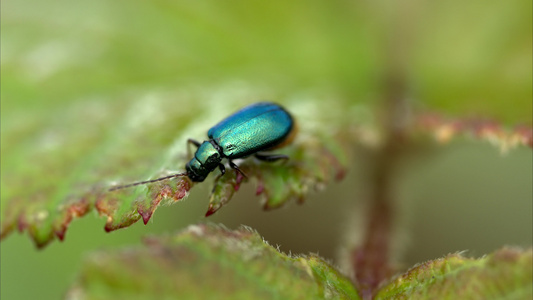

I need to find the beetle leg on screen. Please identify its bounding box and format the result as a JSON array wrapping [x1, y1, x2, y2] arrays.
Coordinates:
[[186, 138, 201, 158], [229, 160, 247, 178], [255, 153, 289, 162], [218, 163, 226, 176]]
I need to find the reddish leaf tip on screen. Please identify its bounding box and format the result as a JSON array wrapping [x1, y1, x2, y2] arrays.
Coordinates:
[[138, 209, 153, 225], [55, 229, 67, 241], [17, 215, 27, 233], [255, 181, 265, 196], [34, 241, 50, 249], [234, 172, 245, 191], [205, 204, 219, 217], [104, 224, 114, 233], [262, 202, 276, 211], [335, 168, 347, 181]]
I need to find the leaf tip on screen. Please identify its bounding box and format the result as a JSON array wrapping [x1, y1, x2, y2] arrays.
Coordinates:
[[17, 215, 28, 233], [138, 209, 154, 225], [103, 223, 114, 233], [255, 180, 265, 195], [55, 228, 67, 241], [205, 204, 219, 217], [234, 172, 246, 191]]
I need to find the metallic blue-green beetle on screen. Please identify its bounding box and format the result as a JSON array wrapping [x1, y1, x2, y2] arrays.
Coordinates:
[[185, 102, 296, 182], [108, 102, 295, 191]]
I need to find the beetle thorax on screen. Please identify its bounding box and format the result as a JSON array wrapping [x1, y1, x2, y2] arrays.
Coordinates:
[[185, 140, 222, 182]]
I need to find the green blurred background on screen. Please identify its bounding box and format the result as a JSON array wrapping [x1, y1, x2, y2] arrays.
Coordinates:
[[1, 1, 531, 299]]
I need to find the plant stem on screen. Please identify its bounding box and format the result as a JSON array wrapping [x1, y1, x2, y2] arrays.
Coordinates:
[[352, 137, 400, 299], [352, 69, 409, 299], [349, 3, 416, 296]]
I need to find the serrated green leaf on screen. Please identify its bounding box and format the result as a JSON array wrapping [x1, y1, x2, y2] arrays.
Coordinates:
[[375, 247, 533, 300], [2, 0, 531, 251], [1, 90, 355, 248], [67, 224, 360, 300], [206, 132, 350, 216]]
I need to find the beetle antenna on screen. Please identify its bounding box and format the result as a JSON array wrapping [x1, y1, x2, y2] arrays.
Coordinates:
[[108, 172, 188, 191]]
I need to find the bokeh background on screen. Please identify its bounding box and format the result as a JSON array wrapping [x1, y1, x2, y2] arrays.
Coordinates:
[[1, 1, 531, 299]]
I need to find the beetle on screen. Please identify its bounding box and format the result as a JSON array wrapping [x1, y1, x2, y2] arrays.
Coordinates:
[[109, 102, 296, 191]]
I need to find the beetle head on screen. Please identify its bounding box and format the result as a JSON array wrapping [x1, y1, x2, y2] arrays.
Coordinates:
[[185, 141, 221, 182]]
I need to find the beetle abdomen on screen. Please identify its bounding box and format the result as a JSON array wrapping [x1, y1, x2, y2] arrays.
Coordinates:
[[208, 102, 294, 158]]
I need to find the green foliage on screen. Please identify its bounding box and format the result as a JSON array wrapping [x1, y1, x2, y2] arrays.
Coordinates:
[[375, 248, 533, 299], [1, 0, 531, 299], [67, 225, 532, 300], [0, 90, 354, 247], [67, 224, 360, 300]]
